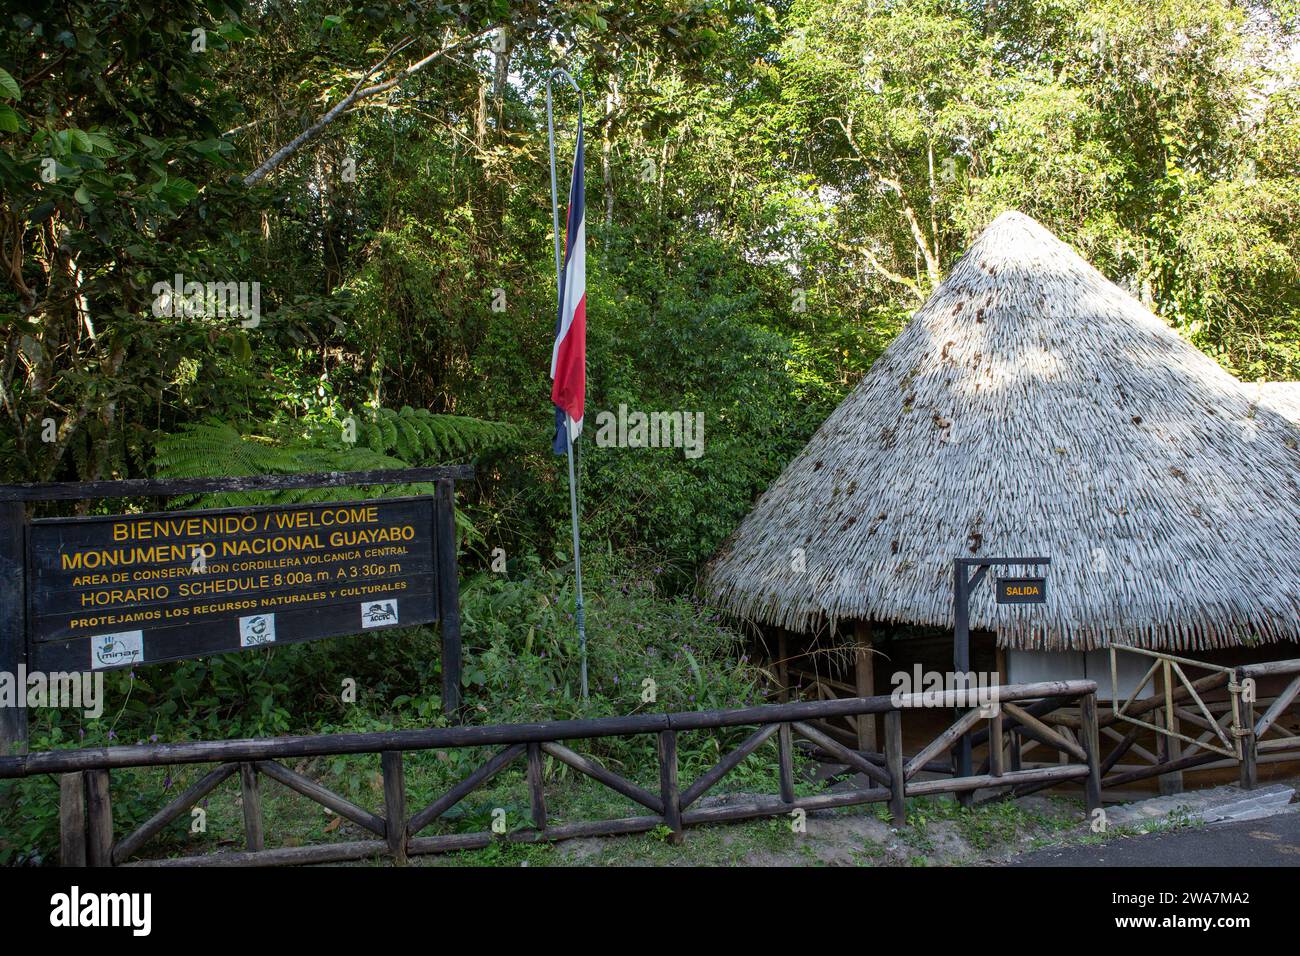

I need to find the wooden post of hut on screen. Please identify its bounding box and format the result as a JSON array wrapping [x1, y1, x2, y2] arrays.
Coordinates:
[[776, 629, 790, 703], [1239, 691, 1257, 791], [854, 621, 877, 753]]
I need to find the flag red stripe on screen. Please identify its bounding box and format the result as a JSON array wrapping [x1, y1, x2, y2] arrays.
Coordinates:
[[551, 294, 586, 419]]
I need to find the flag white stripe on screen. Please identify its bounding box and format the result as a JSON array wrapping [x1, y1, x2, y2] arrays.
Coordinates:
[[549, 216, 586, 378]]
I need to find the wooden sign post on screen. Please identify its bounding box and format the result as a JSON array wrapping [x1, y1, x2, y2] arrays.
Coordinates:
[[0, 501, 26, 754], [951, 555, 1050, 805], [0, 466, 472, 753]]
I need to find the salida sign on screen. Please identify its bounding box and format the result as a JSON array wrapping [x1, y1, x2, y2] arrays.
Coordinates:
[[995, 576, 1048, 605], [27, 497, 438, 671]]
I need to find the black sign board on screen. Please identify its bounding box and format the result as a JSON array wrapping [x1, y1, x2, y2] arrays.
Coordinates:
[[0, 466, 470, 750], [995, 576, 1048, 605], [25, 496, 438, 672]]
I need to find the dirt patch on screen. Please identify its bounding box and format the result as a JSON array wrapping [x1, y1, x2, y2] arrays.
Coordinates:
[[546, 791, 1089, 867], [743, 813, 898, 866]]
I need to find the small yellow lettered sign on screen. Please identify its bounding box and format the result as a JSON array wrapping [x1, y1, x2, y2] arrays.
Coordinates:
[[996, 576, 1047, 605]]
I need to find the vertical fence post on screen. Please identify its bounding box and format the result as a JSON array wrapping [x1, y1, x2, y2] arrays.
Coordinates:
[[526, 743, 547, 833], [1238, 675, 1257, 790], [435, 479, 463, 720], [382, 750, 408, 863], [1080, 692, 1103, 812], [85, 769, 113, 866], [777, 722, 795, 805], [59, 772, 87, 866], [885, 709, 906, 826], [1157, 660, 1183, 795], [989, 705, 1004, 778], [657, 730, 683, 845], [239, 762, 264, 852], [0, 501, 27, 755]]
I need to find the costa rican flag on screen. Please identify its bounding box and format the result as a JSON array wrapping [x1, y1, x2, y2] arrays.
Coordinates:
[[550, 119, 586, 455]]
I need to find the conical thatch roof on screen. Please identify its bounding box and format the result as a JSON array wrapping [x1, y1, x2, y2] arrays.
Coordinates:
[[705, 212, 1300, 651], [1258, 382, 1300, 423]]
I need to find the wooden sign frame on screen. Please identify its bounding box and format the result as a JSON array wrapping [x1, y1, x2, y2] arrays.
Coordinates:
[[0, 466, 472, 753]]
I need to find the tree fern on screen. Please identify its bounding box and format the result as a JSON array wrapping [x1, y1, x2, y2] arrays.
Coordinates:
[[152, 422, 304, 479], [356, 407, 515, 464], [152, 408, 516, 524]]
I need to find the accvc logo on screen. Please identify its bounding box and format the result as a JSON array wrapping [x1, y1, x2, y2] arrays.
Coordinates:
[[360, 599, 399, 628]]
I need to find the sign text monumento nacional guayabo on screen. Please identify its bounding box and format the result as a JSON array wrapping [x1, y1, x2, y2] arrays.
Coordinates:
[[26, 496, 437, 671]]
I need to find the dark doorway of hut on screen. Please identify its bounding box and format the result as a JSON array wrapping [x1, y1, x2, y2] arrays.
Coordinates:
[[763, 620, 1001, 799]]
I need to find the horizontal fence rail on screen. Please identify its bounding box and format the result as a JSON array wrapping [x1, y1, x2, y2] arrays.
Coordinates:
[[4, 681, 1103, 867]]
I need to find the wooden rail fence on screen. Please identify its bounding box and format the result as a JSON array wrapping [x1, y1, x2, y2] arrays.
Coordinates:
[[0, 680, 1101, 867], [1015, 654, 1300, 793]]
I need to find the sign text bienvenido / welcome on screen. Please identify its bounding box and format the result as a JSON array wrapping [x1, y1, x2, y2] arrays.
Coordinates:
[[26, 497, 438, 671]]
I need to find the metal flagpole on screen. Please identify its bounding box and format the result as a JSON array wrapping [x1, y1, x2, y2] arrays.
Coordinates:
[[547, 68, 588, 701]]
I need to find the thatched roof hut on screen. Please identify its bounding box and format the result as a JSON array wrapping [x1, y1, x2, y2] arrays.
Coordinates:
[[1258, 382, 1300, 423], [705, 212, 1300, 652]]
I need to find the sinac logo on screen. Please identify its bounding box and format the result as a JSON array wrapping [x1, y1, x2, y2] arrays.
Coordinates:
[[243, 615, 271, 644], [238, 612, 277, 647]]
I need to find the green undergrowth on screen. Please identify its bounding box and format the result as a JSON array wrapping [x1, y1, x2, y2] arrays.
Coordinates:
[[0, 555, 1091, 867], [0, 555, 768, 864]]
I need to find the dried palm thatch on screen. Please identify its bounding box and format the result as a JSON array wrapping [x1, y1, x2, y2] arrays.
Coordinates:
[[1257, 382, 1300, 423], [704, 212, 1300, 651]]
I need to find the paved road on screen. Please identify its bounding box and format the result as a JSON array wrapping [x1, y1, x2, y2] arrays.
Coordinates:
[[1014, 810, 1300, 866]]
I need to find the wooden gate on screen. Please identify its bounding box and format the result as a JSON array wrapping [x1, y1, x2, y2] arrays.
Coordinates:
[[1098, 647, 1300, 790]]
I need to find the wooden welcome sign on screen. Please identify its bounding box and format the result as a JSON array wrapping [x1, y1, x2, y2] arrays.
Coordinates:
[[0, 467, 471, 750], [27, 496, 439, 670]]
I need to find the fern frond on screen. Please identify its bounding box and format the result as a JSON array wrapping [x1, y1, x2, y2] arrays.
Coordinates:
[[151, 407, 516, 510]]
